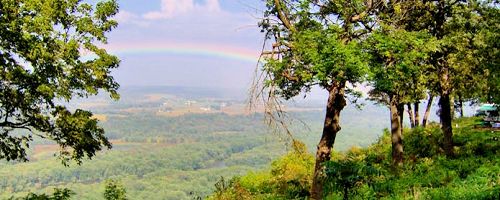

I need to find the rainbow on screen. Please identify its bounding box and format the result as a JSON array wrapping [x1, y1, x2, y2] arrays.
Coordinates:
[[100, 42, 261, 63]]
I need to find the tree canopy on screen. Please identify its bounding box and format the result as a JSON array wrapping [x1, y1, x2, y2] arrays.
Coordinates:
[[0, 0, 119, 164]]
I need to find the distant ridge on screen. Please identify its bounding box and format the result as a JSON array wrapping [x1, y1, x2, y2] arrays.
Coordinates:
[[119, 85, 248, 100]]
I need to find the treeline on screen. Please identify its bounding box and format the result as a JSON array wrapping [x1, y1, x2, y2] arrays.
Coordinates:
[[10, 179, 127, 200], [102, 113, 269, 141], [0, 133, 268, 194]]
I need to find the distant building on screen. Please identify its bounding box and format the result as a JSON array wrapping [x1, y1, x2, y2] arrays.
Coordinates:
[[185, 100, 197, 106]]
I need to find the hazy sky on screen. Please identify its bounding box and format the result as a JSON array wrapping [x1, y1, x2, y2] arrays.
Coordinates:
[[106, 0, 265, 89]]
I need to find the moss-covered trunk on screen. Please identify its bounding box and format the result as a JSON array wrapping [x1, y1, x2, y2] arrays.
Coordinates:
[[310, 83, 346, 200]]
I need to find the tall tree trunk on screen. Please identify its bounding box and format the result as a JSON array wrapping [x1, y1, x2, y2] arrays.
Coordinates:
[[390, 96, 404, 166], [414, 102, 420, 127], [310, 83, 346, 200], [407, 103, 415, 128], [432, 0, 453, 157], [458, 95, 464, 118], [439, 94, 454, 156], [399, 104, 404, 130], [438, 58, 454, 156], [343, 187, 349, 200], [422, 95, 434, 127]]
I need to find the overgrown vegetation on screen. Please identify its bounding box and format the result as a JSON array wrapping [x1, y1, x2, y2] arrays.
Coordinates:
[[210, 117, 500, 199]]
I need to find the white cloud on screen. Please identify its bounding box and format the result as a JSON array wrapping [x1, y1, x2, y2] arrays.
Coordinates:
[[110, 0, 262, 48], [114, 10, 150, 27], [143, 0, 221, 20], [205, 0, 220, 12]]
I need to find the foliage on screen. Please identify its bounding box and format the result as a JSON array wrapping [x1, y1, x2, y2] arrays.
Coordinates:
[[365, 28, 436, 104], [268, 141, 314, 198], [474, 1, 500, 104], [9, 188, 74, 200], [324, 149, 380, 199], [104, 179, 127, 200], [403, 124, 443, 159], [256, 0, 372, 104], [365, 24, 438, 164], [208, 141, 315, 200], [260, 27, 368, 99], [0, 0, 120, 163], [209, 177, 252, 200]]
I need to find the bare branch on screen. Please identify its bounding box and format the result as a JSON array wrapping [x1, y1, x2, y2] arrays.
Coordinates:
[[274, 0, 297, 32]]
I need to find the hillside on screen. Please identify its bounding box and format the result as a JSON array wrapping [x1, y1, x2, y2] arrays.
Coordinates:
[[209, 117, 500, 199]]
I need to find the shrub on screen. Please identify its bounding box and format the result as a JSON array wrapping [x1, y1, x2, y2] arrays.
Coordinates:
[[104, 179, 127, 200], [268, 140, 315, 199], [324, 148, 380, 199], [209, 177, 253, 200], [404, 125, 442, 159]]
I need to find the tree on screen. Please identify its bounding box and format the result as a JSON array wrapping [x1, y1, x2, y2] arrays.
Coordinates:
[[255, 0, 378, 198], [0, 0, 119, 163], [473, 1, 500, 104], [365, 27, 435, 165], [104, 179, 127, 200]]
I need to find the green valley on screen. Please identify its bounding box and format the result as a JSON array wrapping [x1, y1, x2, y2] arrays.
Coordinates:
[[0, 87, 388, 199]]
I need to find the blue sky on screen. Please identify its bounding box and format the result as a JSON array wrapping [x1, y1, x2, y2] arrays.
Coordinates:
[[104, 0, 266, 89]]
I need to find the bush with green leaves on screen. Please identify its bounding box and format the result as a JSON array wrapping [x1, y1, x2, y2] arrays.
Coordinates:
[[208, 141, 314, 200], [403, 124, 443, 159], [208, 177, 252, 200], [324, 148, 380, 200], [104, 179, 127, 200]]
